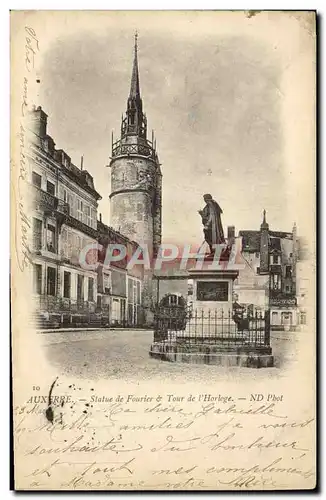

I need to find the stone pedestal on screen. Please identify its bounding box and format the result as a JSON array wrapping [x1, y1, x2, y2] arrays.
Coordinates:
[[150, 259, 274, 368], [186, 267, 239, 336], [188, 267, 239, 314]]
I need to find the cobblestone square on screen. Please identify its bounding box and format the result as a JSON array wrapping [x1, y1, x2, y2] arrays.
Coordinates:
[[41, 328, 311, 383]]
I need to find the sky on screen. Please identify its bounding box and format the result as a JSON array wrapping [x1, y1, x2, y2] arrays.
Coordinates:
[[34, 11, 307, 246]]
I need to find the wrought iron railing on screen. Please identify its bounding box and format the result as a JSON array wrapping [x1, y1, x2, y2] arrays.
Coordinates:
[[112, 139, 157, 160], [37, 295, 97, 313], [33, 185, 58, 211], [153, 306, 270, 349], [32, 185, 70, 215]]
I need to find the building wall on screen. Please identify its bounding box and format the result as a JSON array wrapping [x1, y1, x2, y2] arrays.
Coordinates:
[[233, 250, 269, 309], [110, 156, 158, 253], [110, 190, 153, 252], [28, 107, 101, 320]]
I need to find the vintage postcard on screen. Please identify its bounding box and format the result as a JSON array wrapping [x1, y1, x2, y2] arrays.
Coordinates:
[[11, 10, 316, 491]]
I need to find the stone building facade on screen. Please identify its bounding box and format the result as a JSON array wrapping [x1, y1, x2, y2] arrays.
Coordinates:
[[27, 106, 145, 328], [27, 106, 101, 327], [97, 219, 144, 326], [237, 211, 299, 330], [109, 35, 162, 325]]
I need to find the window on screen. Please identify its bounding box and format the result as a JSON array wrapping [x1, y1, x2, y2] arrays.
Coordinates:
[[300, 312, 307, 325], [47, 267, 56, 296], [271, 312, 278, 325], [90, 208, 96, 228], [33, 218, 42, 250], [285, 285, 291, 294], [281, 312, 292, 325], [77, 199, 83, 222], [137, 281, 141, 304], [272, 255, 279, 264], [33, 264, 42, 294], [63, 271, 71, 299], [77, 275, 84, 301], [85, 205, 91, 226], [63, 189, 67, 203], [88, 277, 94, 301], [67, 193, 74, 217], [46, 181, 55, 196], [285, 265, 292, 279], [169, 295, 178, 306], [46, 224, 56, 252], [112, 298, 120, 321], [32, 171, 42, 188], [271, 274, 281, 290]]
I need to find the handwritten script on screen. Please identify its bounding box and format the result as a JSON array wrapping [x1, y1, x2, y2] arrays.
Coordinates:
[[14, 389, 315, 490], [13, 26, 39, 273]]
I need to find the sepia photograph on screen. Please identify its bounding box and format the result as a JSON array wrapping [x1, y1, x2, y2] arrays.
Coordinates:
[[10, 10, 316, 490]]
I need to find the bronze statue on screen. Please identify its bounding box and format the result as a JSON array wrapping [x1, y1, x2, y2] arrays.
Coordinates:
[[198, 194, 225, 253]]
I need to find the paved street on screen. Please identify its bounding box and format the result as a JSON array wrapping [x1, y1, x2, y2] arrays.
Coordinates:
[[41, 328, 311, 383], [39, 330, 312, 382]]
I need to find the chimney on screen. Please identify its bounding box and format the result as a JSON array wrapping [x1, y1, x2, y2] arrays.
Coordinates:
[[81, 155, 84, 170], [31, 106, 48, 139], [99, 213, 102, 223], [227, 226, 235, 242]]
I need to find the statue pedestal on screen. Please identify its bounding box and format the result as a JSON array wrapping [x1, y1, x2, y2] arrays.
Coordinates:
[[187, 266, 239, 337], [188, 267, 239, 314], [150, 259, 274, 368]]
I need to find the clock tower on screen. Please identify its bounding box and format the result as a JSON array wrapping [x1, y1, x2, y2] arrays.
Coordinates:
[[109, 34, 162, 323]]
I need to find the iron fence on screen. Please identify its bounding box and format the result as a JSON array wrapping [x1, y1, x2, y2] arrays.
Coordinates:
[[153, 306, 270, 349]]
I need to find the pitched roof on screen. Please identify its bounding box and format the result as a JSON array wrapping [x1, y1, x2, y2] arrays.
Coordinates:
[[238, 230, 261, 252]]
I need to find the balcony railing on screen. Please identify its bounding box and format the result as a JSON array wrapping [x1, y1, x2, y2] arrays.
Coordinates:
[[112, 138, 158, 161], [269, 291, 297, 307], [33, 185, 58, 211], [62, 214, 98, 239], [270, 264, 282, 273], [31, 185, 97, 240], [32, 185, 70, 215], [57, 199, 70, 215]]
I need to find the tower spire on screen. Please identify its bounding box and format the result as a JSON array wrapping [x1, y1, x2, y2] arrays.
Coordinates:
[[121, 31, 147, 140], [261, 208, 269, 230], [130, 30, 140, 98]]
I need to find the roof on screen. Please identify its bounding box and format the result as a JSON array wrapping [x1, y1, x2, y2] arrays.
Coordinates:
[[238, 230, 261, 253], [130, 33, 140, 98], [270, 237, 281, 252], [61, 160, 102, 201], [269, 230, 292, 239], [97, 220, 139, 248], [239, 229, 293, 253]]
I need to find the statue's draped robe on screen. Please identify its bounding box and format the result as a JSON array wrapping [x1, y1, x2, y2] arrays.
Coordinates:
[[201, 199, 225, 250]]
